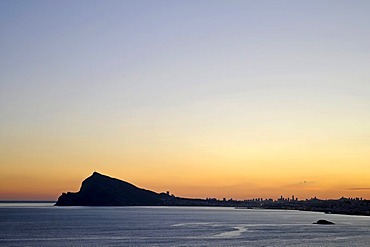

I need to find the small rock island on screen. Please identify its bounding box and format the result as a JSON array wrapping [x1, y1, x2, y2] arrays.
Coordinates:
[[314, 219, 335, 225]]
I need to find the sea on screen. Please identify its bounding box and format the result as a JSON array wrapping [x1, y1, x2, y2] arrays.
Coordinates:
[[1, 203, 369, 246]]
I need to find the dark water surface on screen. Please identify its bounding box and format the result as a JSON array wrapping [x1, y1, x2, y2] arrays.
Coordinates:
[[1, 203, 369, 246]]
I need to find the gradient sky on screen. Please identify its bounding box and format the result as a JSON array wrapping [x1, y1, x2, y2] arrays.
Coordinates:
[[1, 0, 370, 200]]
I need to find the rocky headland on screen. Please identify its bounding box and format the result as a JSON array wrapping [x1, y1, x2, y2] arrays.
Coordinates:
[[55, 172, 370, 216]]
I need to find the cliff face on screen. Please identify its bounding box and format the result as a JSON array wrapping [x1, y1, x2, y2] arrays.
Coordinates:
[[55, 172, 164, 206]]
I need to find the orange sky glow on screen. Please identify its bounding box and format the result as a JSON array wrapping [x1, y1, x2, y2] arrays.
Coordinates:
[[1, 1, 370, 201]]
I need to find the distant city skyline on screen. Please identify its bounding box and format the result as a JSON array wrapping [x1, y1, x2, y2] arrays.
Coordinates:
[[1, 0, 370, 200]]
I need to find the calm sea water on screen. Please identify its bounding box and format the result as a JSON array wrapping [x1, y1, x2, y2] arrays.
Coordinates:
[[1, 203, 369, 246]]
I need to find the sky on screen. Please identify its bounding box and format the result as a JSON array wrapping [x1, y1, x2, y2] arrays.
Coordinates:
[[1, 0, 370, 200]]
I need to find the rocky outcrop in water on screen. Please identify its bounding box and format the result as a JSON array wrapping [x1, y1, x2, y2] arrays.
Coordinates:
[[314, 219, 335, 225]]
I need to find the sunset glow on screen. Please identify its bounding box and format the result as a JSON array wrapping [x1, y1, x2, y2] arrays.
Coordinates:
[[1, 1, 369, 200]]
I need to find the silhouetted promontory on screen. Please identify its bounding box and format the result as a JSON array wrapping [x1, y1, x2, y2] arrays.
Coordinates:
[[55, 172, 245, 207], [55, 172, 166, 206], [55, 172, 370, 216]]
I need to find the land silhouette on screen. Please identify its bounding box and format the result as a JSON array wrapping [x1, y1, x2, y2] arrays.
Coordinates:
[[56, 172, 370, 216]]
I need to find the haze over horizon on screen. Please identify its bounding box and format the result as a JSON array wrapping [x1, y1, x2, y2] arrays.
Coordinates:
[[1, 1, 370, 201]]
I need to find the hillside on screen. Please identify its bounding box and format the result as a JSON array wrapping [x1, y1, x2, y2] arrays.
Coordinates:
[[55, 172, 166, 206]]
